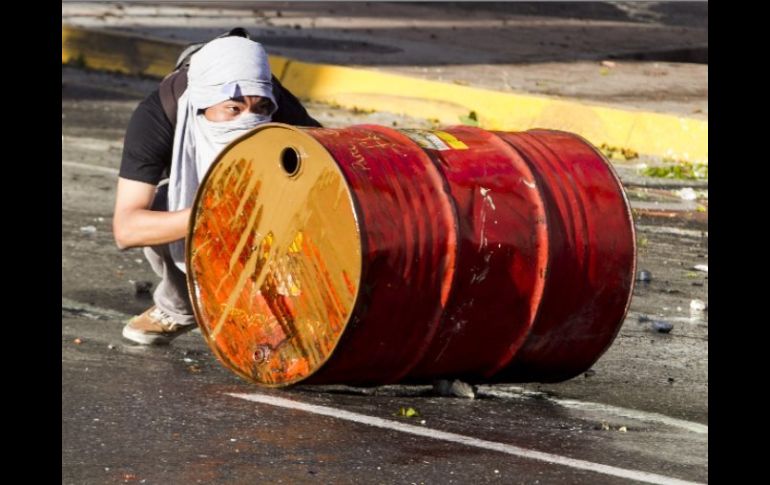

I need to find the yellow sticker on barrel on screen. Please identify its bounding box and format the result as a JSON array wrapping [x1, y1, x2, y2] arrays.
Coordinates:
[[400, 129, 468, 151], [434, 131, 469, 150]]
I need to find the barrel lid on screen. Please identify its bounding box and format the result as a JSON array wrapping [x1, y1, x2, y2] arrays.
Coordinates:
[[187, 123, 362, 386]]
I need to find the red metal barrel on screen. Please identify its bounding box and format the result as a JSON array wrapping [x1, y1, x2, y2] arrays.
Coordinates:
[[186, 124, 635, 387]]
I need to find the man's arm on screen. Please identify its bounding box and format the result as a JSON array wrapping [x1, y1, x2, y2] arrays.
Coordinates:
[[113, 178, 191, 249], [114, 90, 184, 249]]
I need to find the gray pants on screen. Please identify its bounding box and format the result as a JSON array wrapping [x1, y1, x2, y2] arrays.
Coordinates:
[[144, 182, 196, 326]]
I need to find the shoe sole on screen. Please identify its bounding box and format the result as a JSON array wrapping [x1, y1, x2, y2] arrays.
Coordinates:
[[122, 322, 197, 345]]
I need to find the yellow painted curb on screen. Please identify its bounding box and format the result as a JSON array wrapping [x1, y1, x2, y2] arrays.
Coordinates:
[[62, 26, 184, 78], [280, 60, 707, 164], [63, 25, 707, 164]]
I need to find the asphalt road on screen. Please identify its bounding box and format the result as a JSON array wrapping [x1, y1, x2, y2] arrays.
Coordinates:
[[62, 66, 707, 485]]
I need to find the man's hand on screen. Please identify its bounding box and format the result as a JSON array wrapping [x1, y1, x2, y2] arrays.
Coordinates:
[[113, 177, 192, 249]]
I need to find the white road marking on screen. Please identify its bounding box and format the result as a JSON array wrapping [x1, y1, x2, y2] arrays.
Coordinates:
[[62, 135, 123, 152], [477, 386, 707, 435], [635, 225, 708, 238], [61, 298, 131, 320], [63, 160, 119, 175], [228, 392, 704, 485]]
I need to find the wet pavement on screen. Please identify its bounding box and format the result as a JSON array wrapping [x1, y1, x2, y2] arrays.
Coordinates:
[[62, 66, 707, 484]]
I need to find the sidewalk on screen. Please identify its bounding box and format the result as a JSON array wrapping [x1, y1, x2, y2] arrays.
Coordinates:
[[62, 1, 708, 164]]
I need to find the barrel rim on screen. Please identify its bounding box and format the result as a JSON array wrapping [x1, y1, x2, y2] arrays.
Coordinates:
[[185, 122, 364, 388], [564, 129, 638, 363]]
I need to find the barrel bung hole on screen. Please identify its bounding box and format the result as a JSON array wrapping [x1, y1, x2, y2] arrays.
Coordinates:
[[280, 147, 301, 177]]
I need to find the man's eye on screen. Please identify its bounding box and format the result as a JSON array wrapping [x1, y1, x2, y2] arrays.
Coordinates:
[[254, 104, 271, 115], [227, 106, 241, 113]]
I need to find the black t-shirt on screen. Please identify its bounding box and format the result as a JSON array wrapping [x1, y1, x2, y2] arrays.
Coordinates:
[[119, 83, 322, 185]]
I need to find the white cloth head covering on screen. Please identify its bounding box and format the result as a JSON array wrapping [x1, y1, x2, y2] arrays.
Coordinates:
[[167, 36, 277, 272]]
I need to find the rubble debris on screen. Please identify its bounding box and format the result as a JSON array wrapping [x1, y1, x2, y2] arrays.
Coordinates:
[[433, 379, 476, 398], [133, 280, 153, 296], [651, 320, 673, 333], [637, 270, 652, 282], [690, 299, 707, 312]]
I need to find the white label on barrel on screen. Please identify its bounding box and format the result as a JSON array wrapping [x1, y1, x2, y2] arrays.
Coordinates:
[[400, 129, 451, 151]]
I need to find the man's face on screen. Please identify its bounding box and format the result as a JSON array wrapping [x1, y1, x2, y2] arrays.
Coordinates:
[[203, 95, 273, 122]]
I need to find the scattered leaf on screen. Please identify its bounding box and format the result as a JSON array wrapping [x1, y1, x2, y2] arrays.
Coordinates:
[[397, 407, 420, 418], [639, 162, 708, 180], [459, 111, 479, 127], [599, 143, 638, 161]]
